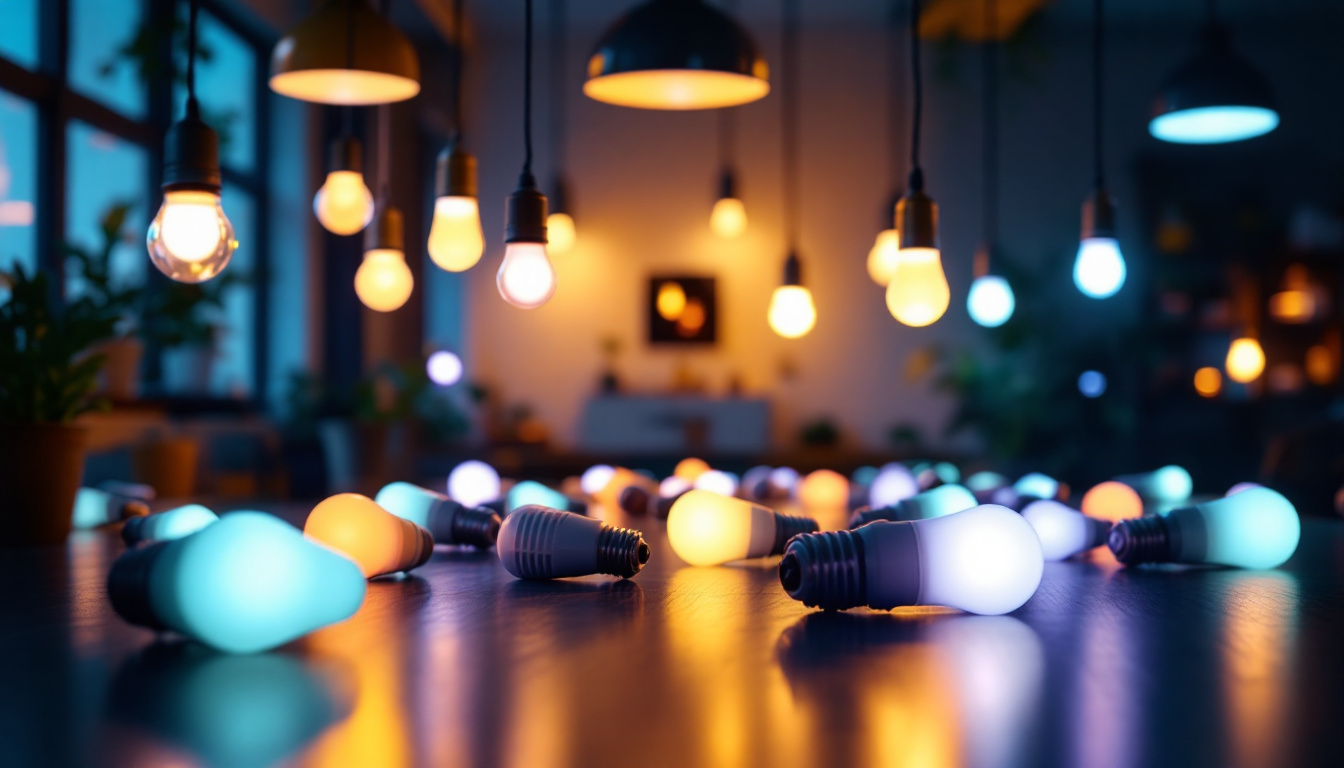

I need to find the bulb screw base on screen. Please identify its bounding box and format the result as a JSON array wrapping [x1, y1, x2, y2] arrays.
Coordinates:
[[717, 168, 738, 200], [772, 512, 820, 555], [897, 183, 939, 250], [848, 505, 892, 529], [162, 114, 222, 193], [782, 251, 803, 287], [435, 142, 478, 198], [365, 204, 405, 252], [329, 136, 364, 174], [779, 529, 867, 611], [1082, 188, 1117, 240], [595, 525, 650, 579], [618, 484, 652, 516], [107, 542, 170, 630], [1108, 515, 1172, 565], [451, 506, 502, 549], [505, 174, 548, 243]]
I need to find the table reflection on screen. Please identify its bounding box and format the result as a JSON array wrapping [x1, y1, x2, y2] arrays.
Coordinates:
[[1219, 571, 1299, 768]]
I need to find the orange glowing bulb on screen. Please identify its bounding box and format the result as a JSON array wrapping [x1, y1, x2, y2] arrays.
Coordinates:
[[674, 457, 711, 482], [304, 493, 435, 578], [1080, 481, 1144, 523], [1226, 337, 1265, 383], [798, 469, 850, 509], [593, 467, 658, 511], [1194, 366, 1223, 398]]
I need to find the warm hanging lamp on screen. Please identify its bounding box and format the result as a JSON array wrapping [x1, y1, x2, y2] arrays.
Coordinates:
[[270, 0, 420, 106], [546, 0, 577, 255], [584, 0, 769, 111], [427, 0, 485, 272], [355, 105, 414, 312], [313, 109, 376, 235], [497, 0, 557, 309], [1074, 0, 1126, 300], [866, 2, 902, 288], [1149, 0, 1277, 144], [886, 0, 949, 328], [710, 109, 748, 239], [147, 0, 236, 284], [766, 0, 815, 340], [966, 0, 1014, 328]]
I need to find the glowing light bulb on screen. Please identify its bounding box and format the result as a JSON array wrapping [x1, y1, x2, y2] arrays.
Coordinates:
[[1149, 107, 1278, 145], [427, 196, 485, 271], [933, 462, 960, 484], [1115, 465, 1193, 503], [1078, 370, 1107, 398], [497, 242, 557, 309], [660, 475, 692, 498], [1021, 500, 1111, 561], [885, 247, 950, 327], [313, 171, 374, 235], [107, 512, 366, 654], [354, 248, 413, 312], [589, 466, 656, 511], [967, 275, 1015, 327], [1194, 366, 1223, 397], [869, 463, 919, 508], [581, 464, 616, 496], [72, 487, 150, 529], [1109, 487, 1299, 569], [966, 471, 1007, 494], [1080, 480, 1144, 522], [710, 197, 748, 238], [506, 480, 587, 515], [1226, 337, 1265, 383], [373, 482, 501, 548], [147, 190, 236, 283], [497, 506, 648, 579], [781, 504, 1044, 615], [1013, 473, 1059, 501], [447, 460, 501, 508], [122, 504, 219, 546], [798, 469, 849, 509], [546, 212, 576, 255], [667, 490, 818, 567], [770, 467, 800, 496], [849, 483, 977, 528], [1226, 482, 1261, 497], [866, 229, 900, 286], [426, 350, 463, 386], [674, 457, 711, 481], [303, 493, 435, 579], [693, 469, 738, 497], [768, 285, 817, 338], [1073, 237, 1126, 298]]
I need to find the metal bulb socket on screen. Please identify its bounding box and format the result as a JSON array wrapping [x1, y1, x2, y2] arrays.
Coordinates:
[[1081, 188, 1117, 240], [365, 204, 405, 252], [505, 174, 548, 244], [162, 112, 222, 193], [435, 142, 477, 199], [328, 135, 364, 174]]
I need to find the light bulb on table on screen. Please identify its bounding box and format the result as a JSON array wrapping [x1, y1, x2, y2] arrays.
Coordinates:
[[122, 504, 218, 545], [674, 457, 711, 481], [656, 476, 692, 518], [866, 229, 900, 286], [1081, 480, 1144, 522], [148, 190, 236, 283], [581, 464, 616, 496], [497, 506, 648, 580], [1013, 472, 1060, 501], [780, 504, 1044, 615], [447, 460, 502, 508], [769, 467, 800, 496], [666, 489, 818, 567], [374, 482, 501, 548], [108, 511, 366, 654], [313, 137, 373, 235], [966, 470, 1008, 495], [849, 483, 977, 528], [967, 275, 1015, 328], [304, 493, 435, 579], [72, 487, 150, 529], [798, 469, 849, 509], [592, 467, 657, 511], [1109, 487, 1300, 569], [886, 247, 950, 327], [428, 142, 484, 271], [507, 480, 588, 516], [1226, 337, 1265, 383], [869, 463, 919, 508], [693, 469, 738, 497], [497, 242, 557, 309], [1021, 500, 1111, 561], [1114, 465, 1192, 503]]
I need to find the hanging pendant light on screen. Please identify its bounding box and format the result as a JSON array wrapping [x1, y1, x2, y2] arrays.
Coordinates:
[[270, 0, 420, 106], [147, 0, 236, 284], [546, 0, 578, 255], [767, 0, 814, 339], [498, 0, 557, 309], [1074, 0, 1125, 299], [427, 0, 485, 272], [887, 0, 949, 328], [314, 114, 376, 235], [584, 0, 769, 110], [355, 105, 413, 312], [1226, 335, 1265, 383], [710, 96, 748, 239], [867, 3, 902, 288], [1149, 1, 1277, 144], [966, 0, 1014, 328]]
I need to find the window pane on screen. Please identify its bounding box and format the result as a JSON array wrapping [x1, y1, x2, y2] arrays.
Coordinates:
[[211, 186, 255, 397], [175, 8, 255, 173], [70, 0, 147, 118], [65, 121, 148, 299], [0, 0, 39, 69], [0, 90, 37, 276]]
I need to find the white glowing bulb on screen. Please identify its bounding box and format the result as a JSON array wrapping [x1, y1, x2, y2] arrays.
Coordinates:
[[313, 170, 374, 235], [581, 465, 616, 496], [1226, 337, 1265, 383], [354, 248, 414, 312], [866, 229, 900, 286], [769, 467, 799, 493], [710, 197, 748, 238], [546, 213, 576, 255], [886, 247, 951, 327], [427, 196, 484, 272], [967, 275, 1015, 327], [869, 463, 919, 508], [768, 285, 817, 338], [147, 190, 236, 283], [693, 470, 737, 497], [497, 241, 557, 309], [1021, 500, 1111, 561], [659, 475, 692, 498], [447, 460, 501, 508], [667, 489, 817, 566], [1073, 237, 1126, 298], [426, 350, 463, 386]]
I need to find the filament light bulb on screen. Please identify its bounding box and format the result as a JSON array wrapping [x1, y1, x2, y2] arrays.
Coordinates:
[[313, 171, 374, 235], [1021, 500, 1111, 561], [966, 275, 1015, 327], [497, 242, 557, 309], [546, 212, 576, 255], [354, 248, 413, 312], [768, 285, 816, 339], [498, 506, 648, 579], [1073, 237, 1126, 298], [447, 460, 501, 508], [850, 483, 977, 528], [122, 504, 219, 545], [107, 512, 366, 654], [710, 197, 748, 239], [427, 196, 485, 271], [304, 493, 435, 579], [781, 504, 1044, 615], [866, 229, 900, 286], [374, 482, 501, 548], [1226, 337, 1265, 383], [1109, 487, 1299, 569], [886, 247, 950, 327], [666, 489, 818, 567], [147, 190, 236, 283]]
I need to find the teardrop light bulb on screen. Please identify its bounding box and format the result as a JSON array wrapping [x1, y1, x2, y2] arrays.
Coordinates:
[[497, 241, 557, 309], [1226, 337, 1265, 383], [374, 481, 502, 548], [121, 504, 219, 545], [447, 460, 502, 508], [866, 229, 900, 286], [1113, 465, 1193, 504], [1109, 487, 1300, 569], [850, 483, 977, 528], [303, 493, 437, 578], [667, 489, 818, 567], [768, 285, 816, 339], [710, 197, 748, 239], [1021, 500, 1111, 561], [147, 190, 237, 283], [781, 504, 1044, 615], [313, 171, 374, 235], [354, 248, 414, 312], [886, 247, 950, 327], [546, 212, 577, 255], [797, 469, 849, 509], [1073, 237, 1126, 298], [869, 463, 919, 508], [967, 274, 1015, 327], [427, 196, 485, 271]]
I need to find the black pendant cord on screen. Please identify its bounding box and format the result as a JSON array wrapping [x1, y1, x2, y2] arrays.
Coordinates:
[[781, 0, 800, 253], [520, 0, 535, 186], [884, 0, 902, 193], [982, 0, 998, 250], [908, 0, 924, 193], [717, 0, 738, 178], [185, 0, 199, 117], [548, 0, 565, 180], [450, 0, 464, 143], [378, 103, 390, 203], [1092, 0, 1105, 190]]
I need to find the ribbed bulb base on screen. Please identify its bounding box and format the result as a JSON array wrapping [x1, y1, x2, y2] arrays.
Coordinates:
[[778, 529, 866, 611], [107, 543, 170, 630], [451, 506, 503, 549], [1108, 516, 1172, 565], [847, 506, 889, 529], [596, 525, 650, 579], [772, 513, 821, 554]]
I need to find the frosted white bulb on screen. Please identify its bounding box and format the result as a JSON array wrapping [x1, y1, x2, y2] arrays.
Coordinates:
[[497, 241, 557, 309], [886, 246, 950, 327], [121, 504, 219, 545], [660, 475, 692, 498], [313, 170, 374, 235], [427, 196, 484, 271], [1073, 237, 1126, 298], [869, 463, 919, 508], [581, 465, 617, 496], [147, 190, 236, 283], [1114, 465, 1192, 503], [693, 470, 737, 497], [1110, 487, 1300, 569], [866, 229, 900, 286], [354, 248, 413, 312], [426, 350, 464, 386], [667, 489, 818, 567], [850, 483, 977, 528], [446, 460, 501, 508], [1020, 500, 1111, 561], [498, 506, 647, 579], [768, 285, 816, 338], [710, 197, 748, 239], [782, 504, 1044, 615], [967, 275, 1015, 327]]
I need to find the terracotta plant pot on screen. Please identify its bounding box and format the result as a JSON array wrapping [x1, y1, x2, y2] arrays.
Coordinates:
[[0, 423, 87, 546], [96, 336, 144, 401], [132, 437, 201, 499]]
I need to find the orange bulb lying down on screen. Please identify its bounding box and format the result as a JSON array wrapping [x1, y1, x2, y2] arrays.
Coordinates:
[[1080, 481, 1144, 523], [305, 493, 435, 578]]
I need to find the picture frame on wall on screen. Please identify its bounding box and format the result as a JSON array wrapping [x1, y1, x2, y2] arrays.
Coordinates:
[[648, 276, 717, 345]]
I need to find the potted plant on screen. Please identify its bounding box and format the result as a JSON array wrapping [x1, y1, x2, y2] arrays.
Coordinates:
[[65, 201, 144, 400], [0, 265, 118, 546], [142, 272, 243, 393]]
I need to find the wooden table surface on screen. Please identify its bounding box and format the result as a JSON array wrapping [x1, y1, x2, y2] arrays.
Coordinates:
[[2, 503, 1342, 768]]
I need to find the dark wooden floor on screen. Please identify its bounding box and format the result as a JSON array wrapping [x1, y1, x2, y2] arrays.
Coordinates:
[[2, 503, 1342, 768]]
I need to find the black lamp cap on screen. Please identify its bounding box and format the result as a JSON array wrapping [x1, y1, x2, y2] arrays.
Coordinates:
[[161, 109, 222, 193], [505, 173, 549, 244], [434, 142, 478, 199], [782, 251, 802, 287], [973, 242, 993, 279], [717, 168, 738, 200], [587, 0, 768, 84], [549, 176, 571, 216], [328, 135, 364, 174], [1081, 188, 1117, 240], [897, 172, 938, 250], [365, 203, 405, 252], [1151, 23, 1275, 118]]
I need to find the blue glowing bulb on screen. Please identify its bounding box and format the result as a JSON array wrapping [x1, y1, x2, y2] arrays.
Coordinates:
[[967, 275, 1016, 327], [1073, 237, 1126, 298], [108, 512, 367, 654], [1013, 473, 1059, 501], [1078, 370, 1107, 398], [122, 504, 219, 545], [850, 483, 978, 528], [1110, 487, 1299, 569], [506, 480, 572, 513], [73, 487, 149, 529], [966, 471, 1007, 493], [1115, 465, 1192, 504], [1149, 106, 1279, 145]]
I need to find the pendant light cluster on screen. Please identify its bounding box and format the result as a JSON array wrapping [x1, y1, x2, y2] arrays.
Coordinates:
[[965, 0, 1015, 328], [710, 109, 748, 239], [427, 0, 485, 272], [865, 4, 902, 288], [1073, 0, 1125, 300], [547, 0, 577, 255], [354, 105, 414, 312]]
